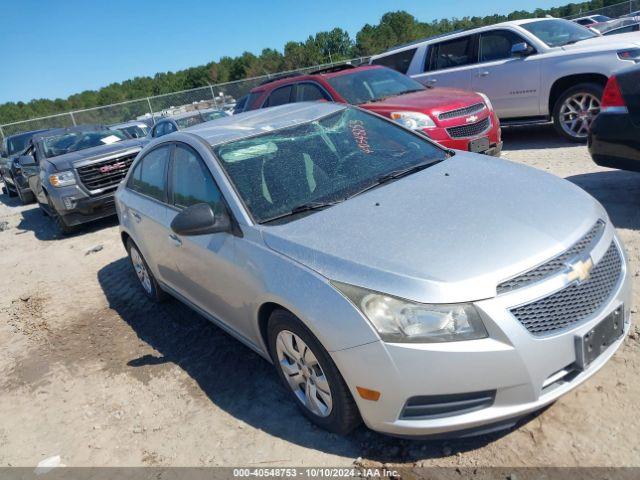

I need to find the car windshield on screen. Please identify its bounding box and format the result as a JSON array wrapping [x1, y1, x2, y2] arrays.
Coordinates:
[[214, 107, 448, 223], [42, 128, 128, 158], [117, 125, 148, 138], [327, 68, 425, 105], [522, 19, 598, 47], [6, 132, 34, 156], [175, 114, 206, 129], [201, 110, 228, 122]]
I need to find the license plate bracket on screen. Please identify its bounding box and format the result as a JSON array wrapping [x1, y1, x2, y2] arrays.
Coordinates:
[[575, 306, 624, 370], [469, 136, 490, 153]]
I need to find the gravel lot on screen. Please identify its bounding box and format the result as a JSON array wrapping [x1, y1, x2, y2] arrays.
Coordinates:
[[0, 125, 639, 469]]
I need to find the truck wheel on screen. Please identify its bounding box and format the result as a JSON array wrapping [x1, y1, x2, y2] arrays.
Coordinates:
[[126, 239, 166, 303], [552, 83, 603, 143], [47, 196, 76, 235], [268, 309, 361, 435]]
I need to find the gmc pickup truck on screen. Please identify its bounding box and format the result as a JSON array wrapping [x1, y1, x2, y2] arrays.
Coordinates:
[[18, 125, 147, 233]]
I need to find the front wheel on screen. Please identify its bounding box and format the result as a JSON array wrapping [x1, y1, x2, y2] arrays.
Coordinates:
[[552, 83, 603, 143], [47, 196, 76, 235], [268, 310, 361, 435]]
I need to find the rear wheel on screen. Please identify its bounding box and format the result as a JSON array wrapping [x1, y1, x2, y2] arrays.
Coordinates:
[[268, 310, 361, 435], [552, 83, 603, 142], [126, 239, 166, 303]]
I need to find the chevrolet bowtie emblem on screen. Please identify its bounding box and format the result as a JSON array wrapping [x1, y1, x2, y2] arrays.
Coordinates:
[[466, 115, 478, 123], [566, 257, 594, 283]]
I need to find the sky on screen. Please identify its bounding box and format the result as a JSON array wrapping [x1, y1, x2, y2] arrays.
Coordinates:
[[0, 0, 568, 104]]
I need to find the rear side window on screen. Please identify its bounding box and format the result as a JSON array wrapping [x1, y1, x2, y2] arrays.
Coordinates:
[[426, 35, 477, 71], [265, 86, 294, 107], [128, 145, 171, 202], [371, 48, 417, 74], [296, 83, 330, 102], [479, 30, 528, 62], [151, 123, 165, 138], [170, 145, 223, 210]]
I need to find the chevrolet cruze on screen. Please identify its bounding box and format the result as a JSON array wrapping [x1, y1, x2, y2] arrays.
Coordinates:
[[115, 102, 631, 437]]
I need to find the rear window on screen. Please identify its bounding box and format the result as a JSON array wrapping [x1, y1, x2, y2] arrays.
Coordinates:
[[371, 48, 417, 74], [265, 86, 294, 107], [426, 36, 476, 71]]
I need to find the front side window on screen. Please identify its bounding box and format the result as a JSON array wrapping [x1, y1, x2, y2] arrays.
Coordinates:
[[521, 19, 597, 47], [170, 145, 222, 210], [479, 30, 530, 62], [327, 67, 424, 105], [129, 145, 170, 202], [296, 83, 330, 102], [427, 35, 476, 71], [265, 86, 294, 107], [213, 107, 448, 223], [371, 48, 417, 74], [41, 128, 127, 158]]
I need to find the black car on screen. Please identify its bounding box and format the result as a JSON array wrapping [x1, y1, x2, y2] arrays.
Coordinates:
[[0, 129, 49, 203], [588, 64, 640, 172]]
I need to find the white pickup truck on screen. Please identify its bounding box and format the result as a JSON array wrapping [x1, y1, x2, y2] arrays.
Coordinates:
[[370, 18, 640, 141]]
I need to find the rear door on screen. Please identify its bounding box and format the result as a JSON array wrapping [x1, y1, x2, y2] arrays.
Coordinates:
[[471, 29, 542, 118], [413, 34, 477, 90], [123, 144, 174, 281]]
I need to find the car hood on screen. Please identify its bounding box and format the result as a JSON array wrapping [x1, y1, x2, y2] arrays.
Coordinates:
[[360, 88, 485, 117], [46, 138, 147, 171], [261, 153, 605, 303], [560, 32, 640, 51]]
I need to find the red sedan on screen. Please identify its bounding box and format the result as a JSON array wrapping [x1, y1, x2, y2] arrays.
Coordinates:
[[243, 65, 502, 156]]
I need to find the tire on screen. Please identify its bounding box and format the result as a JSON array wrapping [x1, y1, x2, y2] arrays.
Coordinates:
[[126, 239, 166, 303], [267, 309, 361, 435], [552, 82, 604, 143], [46, 195, 77, 235]]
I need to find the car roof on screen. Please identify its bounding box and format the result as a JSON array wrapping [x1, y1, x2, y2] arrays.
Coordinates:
[[159, 110, 205, 121], [184, 102, 347, 146], [31, 125, 108, 142], [6, 128, 50, 140], [110, 121, 148, 129]]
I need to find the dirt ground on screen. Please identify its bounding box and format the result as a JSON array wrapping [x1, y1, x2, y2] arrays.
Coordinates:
[[0, 125, 639, 469]]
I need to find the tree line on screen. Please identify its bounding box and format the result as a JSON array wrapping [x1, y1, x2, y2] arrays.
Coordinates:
[[0, 0, 625, 125]]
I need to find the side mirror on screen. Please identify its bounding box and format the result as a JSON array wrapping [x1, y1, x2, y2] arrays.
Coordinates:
[[170, 203, 231, 236], [18, 154, 36, 167], [511, 42, 534, 57]]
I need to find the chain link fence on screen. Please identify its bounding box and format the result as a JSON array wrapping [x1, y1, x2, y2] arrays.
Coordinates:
[[564, 0, 639, 19], [0, 58, 369, 141]]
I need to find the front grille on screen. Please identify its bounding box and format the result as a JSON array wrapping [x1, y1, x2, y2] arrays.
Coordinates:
[[510, 242, 623, 336], [497, 221, 605, 294], [400, 390, 495, 420], [438, 102, 485, 120], [76, 153, 137, 193], [446, 117, 490, 138]]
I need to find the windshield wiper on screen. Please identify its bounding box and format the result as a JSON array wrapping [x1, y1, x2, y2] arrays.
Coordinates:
[[262, 200, 342, 224], [368, 89, 425, 103]]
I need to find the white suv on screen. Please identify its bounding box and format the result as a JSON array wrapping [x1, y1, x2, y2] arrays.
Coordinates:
[[370, 18, 640, 141]]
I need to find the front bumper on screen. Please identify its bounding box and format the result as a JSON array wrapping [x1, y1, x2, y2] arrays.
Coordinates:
[[332, 233, 631, 437], [48, 184, 117, 227]]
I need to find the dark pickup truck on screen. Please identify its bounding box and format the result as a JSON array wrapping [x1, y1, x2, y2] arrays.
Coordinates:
[[18, 125, 147, 233], [1, 129, 49, 203]]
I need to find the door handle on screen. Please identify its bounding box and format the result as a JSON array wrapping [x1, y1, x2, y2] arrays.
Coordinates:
[[130, 210, 141, 222], [169, 233, 182, 247], [426, 78, 437, 85], [477, 71, 490, 77]]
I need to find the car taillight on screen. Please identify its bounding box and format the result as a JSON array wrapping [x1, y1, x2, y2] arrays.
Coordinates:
[[601, 76, 628, 112]]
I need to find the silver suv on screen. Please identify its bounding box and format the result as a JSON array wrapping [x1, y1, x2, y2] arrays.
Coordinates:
[[116, 102, 630, 437], [370, 18, 640, 141]]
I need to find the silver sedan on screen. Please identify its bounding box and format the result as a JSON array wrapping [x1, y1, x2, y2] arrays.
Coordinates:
[[115, 102, 631, 437]]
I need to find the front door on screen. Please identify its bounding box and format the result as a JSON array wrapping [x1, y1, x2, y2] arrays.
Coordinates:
[[471, 29, 542, 119]]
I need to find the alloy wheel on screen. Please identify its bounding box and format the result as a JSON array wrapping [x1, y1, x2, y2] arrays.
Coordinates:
[[275, 330, 333, 417], [130, 246, 152, 295], [559, 92, 600, 139]]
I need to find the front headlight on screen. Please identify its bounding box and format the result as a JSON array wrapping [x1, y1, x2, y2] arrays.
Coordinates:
[[333, 282, 488, 343], [49, 170, 76, 188], [618, 49, 640, 62], [477, 92, 494, 111], [390, 111, 436, 130]]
